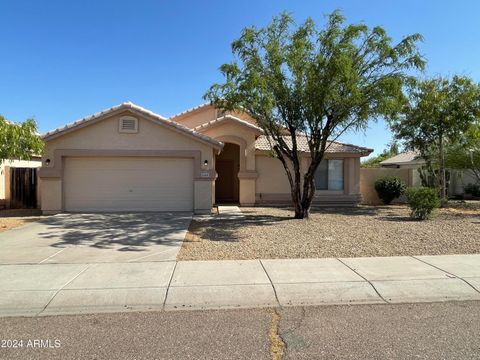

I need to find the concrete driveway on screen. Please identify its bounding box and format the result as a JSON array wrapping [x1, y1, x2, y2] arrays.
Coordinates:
[[0, 212, 191, 316], [0, 212, 192, 264]]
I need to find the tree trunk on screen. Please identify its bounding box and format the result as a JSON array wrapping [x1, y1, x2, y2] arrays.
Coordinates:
[[292, 162, 307, 219], [439, 136, 447, 202], [272, 146, 320, 220], [292, 173, 305, 219], [299, 173, 316, 219], [290, 177, 316, 219]]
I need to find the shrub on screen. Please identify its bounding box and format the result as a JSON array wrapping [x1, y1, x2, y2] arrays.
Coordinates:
[[464, 183, 480, 197], [406, 187, 440, 220], [374, 176, 407, 204]]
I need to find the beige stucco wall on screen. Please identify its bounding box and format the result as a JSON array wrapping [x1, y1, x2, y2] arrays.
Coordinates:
[[362, 166, 477, 202], [255, 153, 363, 205], [194, 180, 213, 213], [239, 179, 256, 205], [172, 106, 217, 129], [228, 110, 258, 125], [43, 111, 214, 167], [200, 120, 259, 206], [41, 178, 62, 212], [360, 168, 414, 205], [40, 110, 216, 213], [174, 104, 257, 129], [201, 122, 257, 171], [345, 157, 361, 195], [256, 155, 292, 194]]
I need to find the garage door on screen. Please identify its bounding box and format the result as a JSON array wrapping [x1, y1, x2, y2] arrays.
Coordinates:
[[64, 157, 194, 212]]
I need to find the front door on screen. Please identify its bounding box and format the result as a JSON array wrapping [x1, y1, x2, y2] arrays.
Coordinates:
[[215, 159, 237, 203]]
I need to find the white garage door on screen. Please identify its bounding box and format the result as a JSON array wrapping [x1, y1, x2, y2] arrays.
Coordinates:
[[64, 157, 194, 212]]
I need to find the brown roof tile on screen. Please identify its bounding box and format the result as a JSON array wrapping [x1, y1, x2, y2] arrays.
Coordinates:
[[255, 135, 373, 156]]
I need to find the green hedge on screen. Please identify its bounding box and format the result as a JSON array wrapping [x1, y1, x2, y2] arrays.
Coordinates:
[[374, 176, 407, 204], [406, 187, 440, 220]]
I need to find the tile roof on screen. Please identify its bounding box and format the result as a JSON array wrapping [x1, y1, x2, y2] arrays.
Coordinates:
[[194, 115, 264, 133], [255, 135, 373, 156], [170, 103, 211, 119], [42, 102, 223, 149], [380, 151, 423, 165]]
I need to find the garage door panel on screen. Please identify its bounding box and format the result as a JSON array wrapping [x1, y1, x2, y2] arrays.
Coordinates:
[[64, 157, 193, 212]]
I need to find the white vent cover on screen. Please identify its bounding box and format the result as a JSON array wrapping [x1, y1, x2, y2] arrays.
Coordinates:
[[119, 116, 138, 133]]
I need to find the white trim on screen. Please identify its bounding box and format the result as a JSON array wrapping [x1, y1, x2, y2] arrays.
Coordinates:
[[194, 115, 264, 134]]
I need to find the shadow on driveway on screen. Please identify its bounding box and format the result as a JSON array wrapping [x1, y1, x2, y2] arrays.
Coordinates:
[[37, 213, 192, 252]]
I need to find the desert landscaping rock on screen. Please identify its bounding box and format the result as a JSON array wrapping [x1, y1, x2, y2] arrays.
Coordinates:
[[0, 209, 43, 233], [178, 205, 480, 260]]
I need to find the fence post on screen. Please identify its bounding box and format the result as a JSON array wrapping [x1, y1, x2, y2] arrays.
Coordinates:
[[4, 166, 11, 209]]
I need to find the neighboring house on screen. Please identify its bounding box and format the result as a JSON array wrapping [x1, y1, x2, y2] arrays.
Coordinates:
[[379, 151, 424, 169], [380, 151, 477, 196], [1, 158, 42, 208], [39, 102, 372, 214]]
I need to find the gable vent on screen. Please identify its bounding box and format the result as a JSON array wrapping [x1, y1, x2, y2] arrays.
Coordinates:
[[119, 116, 138, 133]]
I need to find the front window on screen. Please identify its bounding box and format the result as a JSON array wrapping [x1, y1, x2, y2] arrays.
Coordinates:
[[314, 159, 344, 190]]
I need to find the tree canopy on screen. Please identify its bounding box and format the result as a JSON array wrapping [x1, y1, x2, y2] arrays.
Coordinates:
[[389, 76, 480, 200], [445, 122, 480, 183], [205, 10, 425, 218], [361, 142, 399, 168], [0, 115, 43, 162]]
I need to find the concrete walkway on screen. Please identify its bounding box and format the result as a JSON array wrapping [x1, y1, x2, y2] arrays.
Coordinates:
[[217, 205, 242, 215], [1, 254, 479, 317]]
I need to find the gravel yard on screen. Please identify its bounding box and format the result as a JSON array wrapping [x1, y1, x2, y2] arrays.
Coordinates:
[[177, 203, 480, 260], [0, 209, 43, 233]]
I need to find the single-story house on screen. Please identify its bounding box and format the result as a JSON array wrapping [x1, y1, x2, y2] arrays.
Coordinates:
[[39, 102, 372, 214], [380, 151, 478, 196], [379, 151, 424, 169]]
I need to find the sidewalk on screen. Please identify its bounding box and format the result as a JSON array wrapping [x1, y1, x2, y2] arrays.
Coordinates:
[[1, 254, 479, 317]]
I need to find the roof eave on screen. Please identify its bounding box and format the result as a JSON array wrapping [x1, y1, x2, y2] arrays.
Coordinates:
[[194, 115, 264, 134], [170, 103, 211, 120], [42, 102, 223, 150]]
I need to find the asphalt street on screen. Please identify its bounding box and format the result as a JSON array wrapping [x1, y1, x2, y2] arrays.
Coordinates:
[[1, 301, 479, 359]]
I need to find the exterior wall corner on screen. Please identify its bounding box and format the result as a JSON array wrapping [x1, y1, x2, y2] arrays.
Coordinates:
[[194, 180, 214, 212], [239, 178, 256, 206]]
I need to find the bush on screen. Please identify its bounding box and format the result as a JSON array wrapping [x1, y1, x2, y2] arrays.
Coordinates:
[[374, 176, 407, 204], [464, 183, 480, 197], [406, 187, 440, 220]]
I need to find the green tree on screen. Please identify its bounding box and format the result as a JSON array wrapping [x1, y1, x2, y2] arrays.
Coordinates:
[[205, 11, 424, 218], [361, 142, 400, 168], [0, 115, 44, 163], [445, 123, 480, 183], [390, 76, 480, 201]]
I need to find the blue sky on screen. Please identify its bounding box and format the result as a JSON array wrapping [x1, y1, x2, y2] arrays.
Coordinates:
[[1, 0, 479, 157]]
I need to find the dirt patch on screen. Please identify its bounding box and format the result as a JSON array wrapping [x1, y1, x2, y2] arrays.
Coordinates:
[[177, 204, 480, 260], [0, 209, 43, 233], [268, 308, 284, 360], [443, 200, 480, 215]]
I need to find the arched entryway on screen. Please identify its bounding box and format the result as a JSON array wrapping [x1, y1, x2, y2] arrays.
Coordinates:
[[215, 142, 240, 203]]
